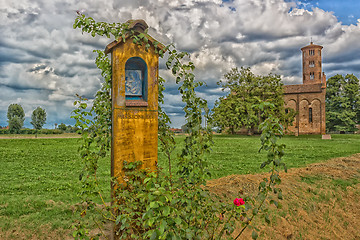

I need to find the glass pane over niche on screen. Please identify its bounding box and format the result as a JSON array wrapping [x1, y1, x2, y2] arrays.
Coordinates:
[[125, 70, 142, 96]]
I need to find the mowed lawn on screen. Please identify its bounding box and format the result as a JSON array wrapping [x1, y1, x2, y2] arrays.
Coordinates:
[[158, 134, 360, 178], [0, 134, 359, 236], [205, 134, 360, 178], [0, 138, 110, 236]]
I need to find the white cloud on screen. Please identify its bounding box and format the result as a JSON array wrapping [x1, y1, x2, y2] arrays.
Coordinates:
[[0, 0, 359, 128]]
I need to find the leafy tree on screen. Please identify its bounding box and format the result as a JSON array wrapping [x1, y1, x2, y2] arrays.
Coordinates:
[[7, 103, 25, 133], [66, 125, 79, 133], [30, 107, 47, 130], [326, 74, 360, 132], [212, 67, 295, 134], [58, 123, 67, 131]]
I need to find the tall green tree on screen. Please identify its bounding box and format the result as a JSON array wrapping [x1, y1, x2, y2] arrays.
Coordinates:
[[212, 67, 295, 134], [58, 123, 67, 131], [30, 107, 47, 130], [7, 103, 25, 133], [326, 74, 360, 132]]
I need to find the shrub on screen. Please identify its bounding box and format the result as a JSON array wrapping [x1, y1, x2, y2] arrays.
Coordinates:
[[38, 129, 63, 135], [0, 129, 9, 134], [19, 129, 37, 134]]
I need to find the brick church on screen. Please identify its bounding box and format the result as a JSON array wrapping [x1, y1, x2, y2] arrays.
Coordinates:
[[284, 42, 326, 135]]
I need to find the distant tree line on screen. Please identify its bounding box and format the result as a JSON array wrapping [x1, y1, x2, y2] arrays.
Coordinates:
[[56, 123, 79, 133], [1, 103, 79, 134]]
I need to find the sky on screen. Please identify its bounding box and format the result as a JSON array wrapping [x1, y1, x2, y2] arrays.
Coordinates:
[[1, 0, 360, 128]]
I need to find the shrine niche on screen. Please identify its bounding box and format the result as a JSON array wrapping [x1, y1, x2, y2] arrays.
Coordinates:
[[125, 57, 147, 104]]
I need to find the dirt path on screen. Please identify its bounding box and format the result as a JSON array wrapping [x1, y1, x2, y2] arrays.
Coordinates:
[[0, 133, 81, 139]]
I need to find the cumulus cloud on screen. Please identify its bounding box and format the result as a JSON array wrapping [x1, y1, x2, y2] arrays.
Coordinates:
[[0, 0, 359, 128]]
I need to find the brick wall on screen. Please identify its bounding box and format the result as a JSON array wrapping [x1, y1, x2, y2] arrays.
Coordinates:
[[284, 85, 326, 135]]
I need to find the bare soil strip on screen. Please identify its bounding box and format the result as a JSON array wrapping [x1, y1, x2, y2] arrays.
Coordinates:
[[0, 133, 81, 139]]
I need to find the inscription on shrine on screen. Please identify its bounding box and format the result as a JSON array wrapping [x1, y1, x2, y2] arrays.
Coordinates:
[[117, 111, 157, 119]]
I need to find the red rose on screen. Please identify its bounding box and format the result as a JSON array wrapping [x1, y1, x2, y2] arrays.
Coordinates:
[[233, 198, 245, 206]]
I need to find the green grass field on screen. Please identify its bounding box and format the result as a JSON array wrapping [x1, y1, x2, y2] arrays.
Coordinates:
[[158, 134, 360, 178], [0, 134, 359, 238], [0, 138, 101, 237]]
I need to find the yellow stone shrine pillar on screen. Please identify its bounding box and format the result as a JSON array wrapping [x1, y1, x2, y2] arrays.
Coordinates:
[[105, 20, 163, 186]]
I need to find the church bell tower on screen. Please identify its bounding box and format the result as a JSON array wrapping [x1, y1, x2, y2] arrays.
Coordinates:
[[301, 42, 326, 86]]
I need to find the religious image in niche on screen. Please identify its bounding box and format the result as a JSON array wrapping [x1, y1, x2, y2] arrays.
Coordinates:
[[125, 70, 142, 96]]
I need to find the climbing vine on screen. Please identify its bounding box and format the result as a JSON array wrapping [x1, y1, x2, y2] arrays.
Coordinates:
[[72, 13, 287, 240]]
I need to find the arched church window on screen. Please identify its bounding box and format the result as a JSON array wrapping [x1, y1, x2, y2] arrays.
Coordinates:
[[309, 107, 313, 123]]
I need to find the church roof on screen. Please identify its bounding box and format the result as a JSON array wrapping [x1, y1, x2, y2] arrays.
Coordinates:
[[301, 42, 323, 51], [284, 83, 323, 94]]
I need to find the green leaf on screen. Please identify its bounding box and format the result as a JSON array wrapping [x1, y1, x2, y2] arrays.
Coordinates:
[[159, 220, 167, 234], [150, 230, 158, 240], [260, 161, 267, 168], [274, 159, 280, 166], [144, 177, 151, 184], [252, 230, 259, 239], [265, 214, 270, 224], [149, 201, 159, 209], [115, 215, 121, 225], [148, 218, 155, 227], [252, 208, 258, 215]]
